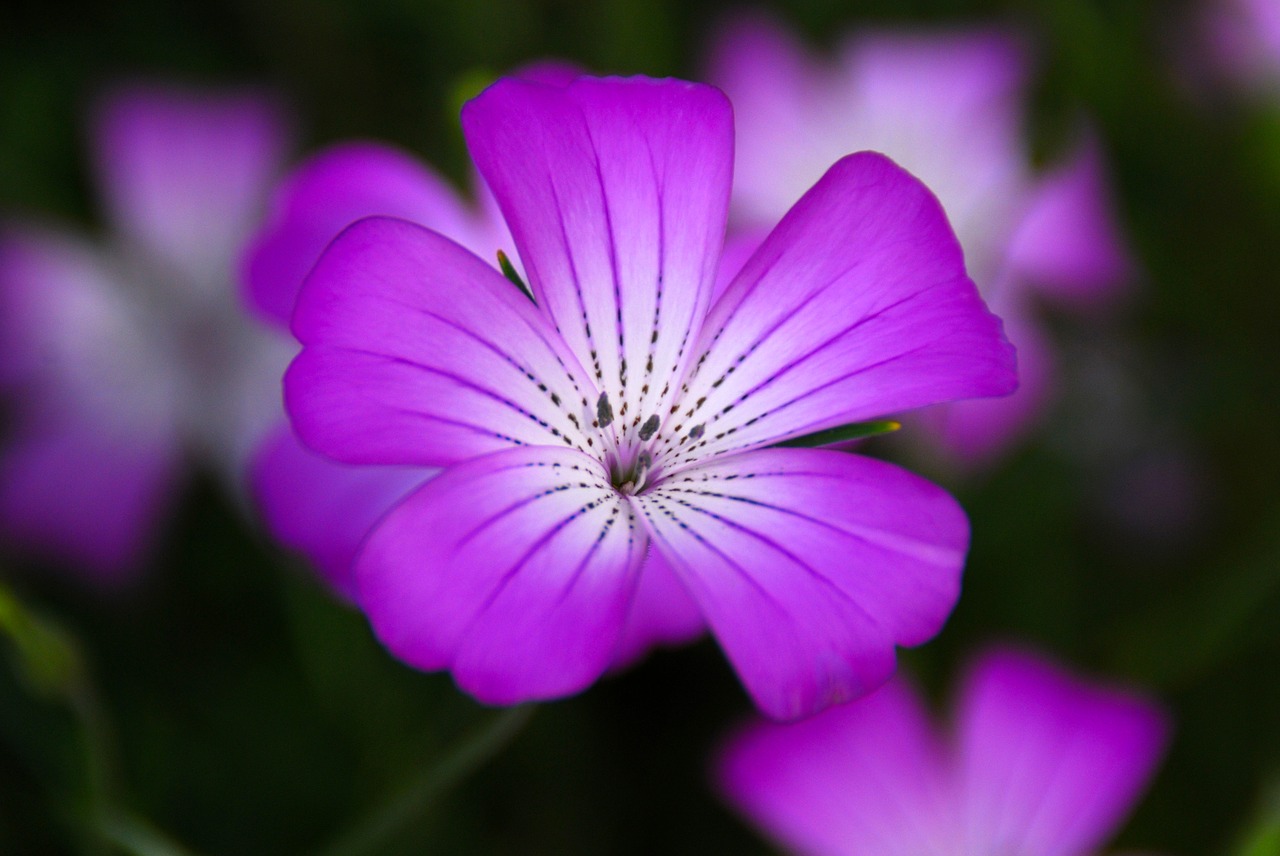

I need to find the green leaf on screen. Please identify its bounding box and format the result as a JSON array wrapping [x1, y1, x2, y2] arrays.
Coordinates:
[[0, 581, 207, 855], [774, 420, 901, 449], [1231, 781, 1280, 856], [0, 581, 82, 699], [1110, 504, 1280, 689]]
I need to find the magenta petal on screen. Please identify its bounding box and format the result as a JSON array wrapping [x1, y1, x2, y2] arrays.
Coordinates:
[[243, 142, 478, 327], [668, 152, 1017, 466], [250, 424, 432, 598], [712, 228, 767, 305], [92, 83, 288, 275], [718, 678, 955, 856], [636, 448, 968, 720], [462, 75, 733, 425], [934, 297, 1054, 466], [956, 648, 1171, 856], [356, 446, 647, 704], [0, 411, 181, 582], [1007, 137, 1135, 308], [610, 548, 705, 668], [286, 216, 596, 467]]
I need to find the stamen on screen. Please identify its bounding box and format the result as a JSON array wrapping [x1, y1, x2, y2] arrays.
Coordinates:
[[638, 414, 660, 441], [596, 392, 614, 428]]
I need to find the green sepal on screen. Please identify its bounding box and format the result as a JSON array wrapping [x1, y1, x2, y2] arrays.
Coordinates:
[[497, 250, 534, 301], [775, 420, 901, 449]]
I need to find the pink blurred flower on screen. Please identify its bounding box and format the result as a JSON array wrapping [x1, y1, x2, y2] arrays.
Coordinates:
[[719, 646, 1170, 855], [709, 18, 1135, 467], [284, 73, 1016, 718], [0, 83, 291, 582], [1203, 0, 1280, 91]]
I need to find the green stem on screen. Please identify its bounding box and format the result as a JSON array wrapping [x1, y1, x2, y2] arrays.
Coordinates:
[[69, 680, 114, 814], [0, 580, 203, 856], [321, 705, 536, 856], [97, 810, 202, 856]]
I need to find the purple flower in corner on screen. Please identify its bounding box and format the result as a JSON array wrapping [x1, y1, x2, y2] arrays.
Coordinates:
[[285, 74, 1016, 719], [0, 83, 290, 581], [718, 646, 1170, 854], [709, 20, 1135, 466], [1203, 0, 1280, 92]]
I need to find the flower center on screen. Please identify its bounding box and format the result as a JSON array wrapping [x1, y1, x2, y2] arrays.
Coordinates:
[[590, 392, 664, 496], [606, 448, 655, 496]]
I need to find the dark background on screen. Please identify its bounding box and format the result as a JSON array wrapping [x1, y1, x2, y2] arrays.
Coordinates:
[[2, 0, 1279, 853]]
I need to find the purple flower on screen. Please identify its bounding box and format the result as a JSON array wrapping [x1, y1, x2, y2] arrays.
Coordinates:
[[1203, 0, 1280, 91], [0, 83, 291, 582], [708, 19, 1134, 466], [719, 646, 1170, 854], [284, 74, 1016, 719]]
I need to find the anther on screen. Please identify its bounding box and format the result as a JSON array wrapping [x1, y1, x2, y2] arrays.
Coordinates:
[[638, 414, 660, 441], [596, 392, 614, 428]]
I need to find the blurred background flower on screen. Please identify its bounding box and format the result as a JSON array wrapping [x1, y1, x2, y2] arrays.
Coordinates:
[[1201, 0, 1280, 94], [708, 17, 1134, 468], [0, 84, 291, 582], [718, 646, 1169, 856]]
